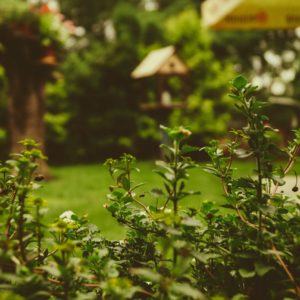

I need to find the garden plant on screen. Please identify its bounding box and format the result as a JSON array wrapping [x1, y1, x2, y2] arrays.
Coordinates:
[[0, 76, 300, 299]]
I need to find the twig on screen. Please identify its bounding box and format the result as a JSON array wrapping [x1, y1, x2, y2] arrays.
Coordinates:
[[271, 243, 300, 298], [272, 145, 300, 195], [162, 195, 171, 211], [220, 169, 257, 230], [128, 191, 152, 217], [235, 204, 258, 230], [221, 176, 229, 196], [5, 189, 18, 243]]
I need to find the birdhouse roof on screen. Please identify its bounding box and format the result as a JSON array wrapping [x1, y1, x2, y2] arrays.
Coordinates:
[[131, 46, 188, 79]]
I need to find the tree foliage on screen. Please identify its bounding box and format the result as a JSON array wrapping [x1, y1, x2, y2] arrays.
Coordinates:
[[44, 0, 234, 163]]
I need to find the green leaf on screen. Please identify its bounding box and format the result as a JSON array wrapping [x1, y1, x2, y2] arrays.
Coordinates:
[[180, 144, 199, 155], [193, 252, 219, 264], [231, 294, 248, 300], [254, 262, 274, 277], [232, 75, 248, 90], [131, 268, 161, 282], [108, 191, 123, 201], [122, 196, 133, 204], [221, 204, 235, 210], [155, 160, 173, 172], [160, 125, 191, 141], [131, 182, 145, 191], [211, 296, 227, 300], [203, 166, 218, 176], [160, 143, 175, 154], [182, 217, 201, 226], [238, 268, 256, 278], [122, 177, 130, 191], [106, 202, 119, 214], [31, 291, 52, 298], [271, 175, 285, 186], [164, 182, 171, 194], [179, 181, 185, 192], [171, 282, 206, 299], [40, 265, 61, 277]]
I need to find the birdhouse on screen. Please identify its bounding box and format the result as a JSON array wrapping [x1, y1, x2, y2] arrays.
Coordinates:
[[131, 46, 188, 111]]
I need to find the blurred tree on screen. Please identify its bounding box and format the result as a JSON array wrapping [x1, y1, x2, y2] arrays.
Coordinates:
[[46, 2, 145, 162], [45, 1, 150, 161], [210, 29, 300, 137], [0, 66, 8, 158], [0, 0, 74, 173], [165, 9, 235, 142], [44, 0, 236, 162]]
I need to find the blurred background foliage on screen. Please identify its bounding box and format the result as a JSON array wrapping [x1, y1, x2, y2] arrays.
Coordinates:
[[0, 0, 299, 163]]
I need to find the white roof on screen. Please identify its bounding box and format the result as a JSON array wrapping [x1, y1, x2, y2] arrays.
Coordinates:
[[131, 46, 176, 79]]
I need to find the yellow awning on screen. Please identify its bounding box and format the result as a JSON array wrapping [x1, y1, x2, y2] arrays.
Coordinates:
[[202, 0, 300, 30]]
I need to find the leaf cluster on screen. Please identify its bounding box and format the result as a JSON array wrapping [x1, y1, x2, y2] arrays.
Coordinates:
[[0, 77, 300, 299]]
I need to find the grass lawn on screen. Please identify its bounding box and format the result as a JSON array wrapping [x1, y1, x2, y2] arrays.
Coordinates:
[[35, 160, 299, 239]]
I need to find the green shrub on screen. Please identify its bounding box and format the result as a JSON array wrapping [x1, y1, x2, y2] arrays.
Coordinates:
[[0, 76, 300, 299]]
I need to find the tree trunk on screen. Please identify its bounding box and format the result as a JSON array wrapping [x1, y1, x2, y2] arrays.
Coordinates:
[[7, 71, 48, 176]]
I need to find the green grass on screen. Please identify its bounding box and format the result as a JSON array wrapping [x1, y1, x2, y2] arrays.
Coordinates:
[[36, 160, 299, 239]]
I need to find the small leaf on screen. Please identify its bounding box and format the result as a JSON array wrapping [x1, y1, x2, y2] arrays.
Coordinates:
[[254, 262, 274, 277], [164, 182, 171, 194], [221, 204, 235, 210], [203, 166, 218, 176], [122, 177, 130, 191], [155, 160, 173, 173], [182, 217, 201, 227], [171, 282, 206, 299], [238, 268, 256, 278], [180, 144, 199, 155], [271, 175, 285, 186], [232, 75, 248, 90], [131, 268, 161, 282], [193, 252, 219, 264], [131, 182, 145, 191], [160, 143, 175, 154], [179, 181, 185, 192], [232, 294, 248, 300], [41, 265, 61, 277]]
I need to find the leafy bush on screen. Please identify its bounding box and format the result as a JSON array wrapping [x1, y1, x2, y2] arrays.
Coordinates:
[[41, 5, 234, 163], [0, 77, 300, 299]]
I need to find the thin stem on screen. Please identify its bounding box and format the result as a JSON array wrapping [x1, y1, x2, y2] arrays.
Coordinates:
[[128, 191, 152, 216], [5, 189, 18, 243], [221, 176, 229, 196], [235, 204, 258, 230], [256, 152, 263, 237], [174, 200, 178, 215], [271, 243, 300, 297], [172, 140, 180, 265], [162, 195, 171, 211], [272, 145, 300, 195], [173, 140, 179, 216], [18, 193, 27, 262], [36, 205, 42, 261]]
